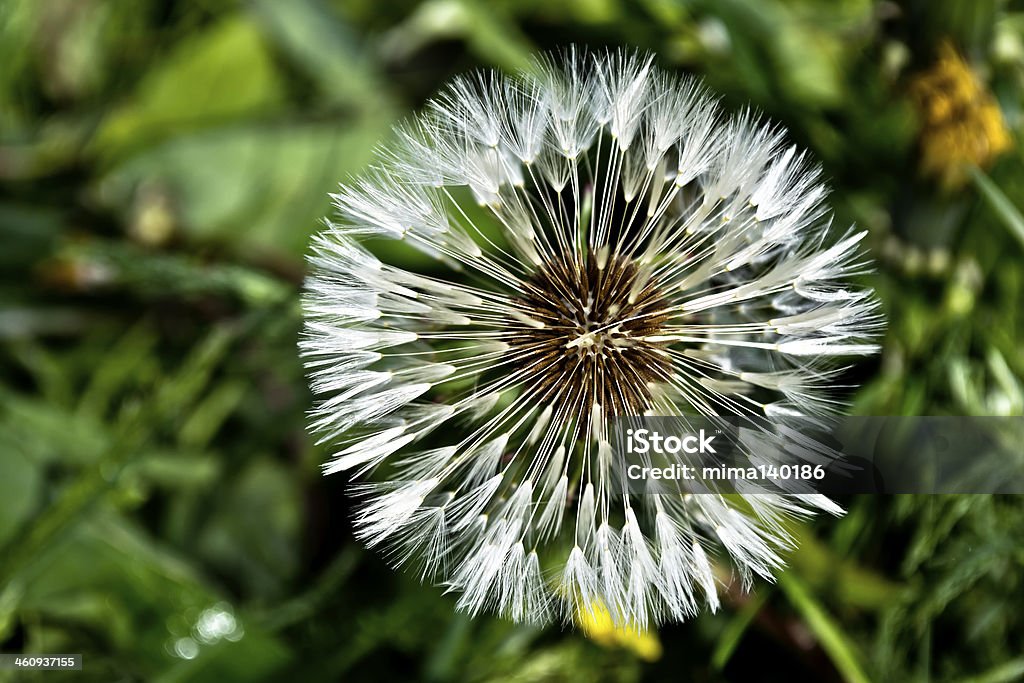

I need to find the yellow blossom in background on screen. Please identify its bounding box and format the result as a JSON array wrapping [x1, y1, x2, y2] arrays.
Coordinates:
[[577, 601, 663, 662], [909, 41, 1012, 188]]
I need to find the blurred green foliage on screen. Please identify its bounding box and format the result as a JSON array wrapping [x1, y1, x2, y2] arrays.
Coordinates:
[[1, 0, 1023, 681]]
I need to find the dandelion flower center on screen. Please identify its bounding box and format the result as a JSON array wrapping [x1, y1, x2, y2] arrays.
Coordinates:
[[512, 249, 671, 415]]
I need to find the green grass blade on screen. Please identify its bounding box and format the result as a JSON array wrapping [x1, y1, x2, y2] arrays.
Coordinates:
[[711, 591, 769, 670], [969, 165, 1024, 250], [778, 572, 872, 683]]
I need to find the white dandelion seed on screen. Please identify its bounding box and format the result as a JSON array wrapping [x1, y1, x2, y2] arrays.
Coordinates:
[[301, 48, 883, 628]]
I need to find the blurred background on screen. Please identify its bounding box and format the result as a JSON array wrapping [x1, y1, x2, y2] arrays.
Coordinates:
[[1, 0, 1023, 681]]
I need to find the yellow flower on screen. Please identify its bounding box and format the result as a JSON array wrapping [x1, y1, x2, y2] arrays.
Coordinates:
[[577, 601, 663, 662], [909, 41, 1012, 188]]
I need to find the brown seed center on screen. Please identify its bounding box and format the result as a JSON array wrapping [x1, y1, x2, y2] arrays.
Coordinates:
[[508, 250, 672, 416]]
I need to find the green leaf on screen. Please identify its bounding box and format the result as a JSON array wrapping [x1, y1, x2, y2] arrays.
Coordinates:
[[787, 524, 903, 610], [249, 0, 394, 113], [772, 23, 845, 107], [94, 121, 388, 256], [14, 513, 292, 680], [958, 657, 1024, 683], [711, 591, 768, 670], [0, 391, 111, 466], [94, 16, 286, 160], [778, 572, 872, 683], [970, 165, 1024, 251], [0, 448, 42, 548], [152, 626, 292, 683], [196, 458, 303, 597], [122, 450, 222, 491], [382, 0, 536, 73]]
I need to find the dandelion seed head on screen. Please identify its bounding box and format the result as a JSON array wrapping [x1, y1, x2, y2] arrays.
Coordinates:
[[302, 48, 883, 627]]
